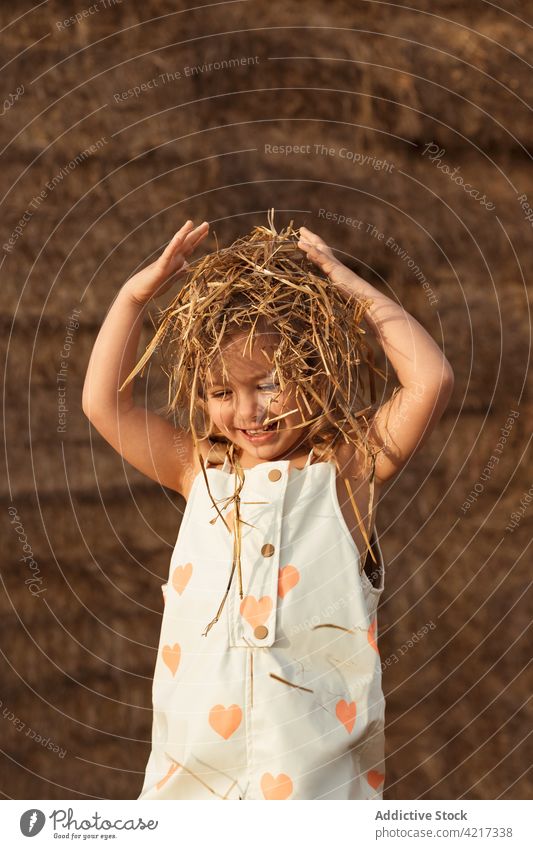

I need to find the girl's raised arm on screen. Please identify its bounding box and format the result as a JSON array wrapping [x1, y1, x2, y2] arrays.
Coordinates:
[[298, 225, 454, 485], [82, 220, 209, 495]]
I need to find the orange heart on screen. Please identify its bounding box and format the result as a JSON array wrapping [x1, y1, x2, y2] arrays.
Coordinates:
[[367, 769, 385, 790], [240, 595, 273, 628], [260, 772, 293, 800], [368, 617, 379, 653], [336, 699, 357, 733], [278, 564, 300, 598], [162, 643, 181, 676], [156, 761, 178, 790], [172, 562, 193, 595], [208, 703, 242, 739]]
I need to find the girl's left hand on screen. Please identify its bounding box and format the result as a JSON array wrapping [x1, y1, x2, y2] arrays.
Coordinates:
[[297, 225, 370, 297]]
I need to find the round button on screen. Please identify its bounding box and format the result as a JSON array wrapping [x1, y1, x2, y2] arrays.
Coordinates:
[[268, 469, 282, 482], [254, 625, 269, 639], [261, 543, 275, 557]]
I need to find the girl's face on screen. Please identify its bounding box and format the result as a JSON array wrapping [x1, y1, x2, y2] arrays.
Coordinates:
[[204, 330, 310, 462]]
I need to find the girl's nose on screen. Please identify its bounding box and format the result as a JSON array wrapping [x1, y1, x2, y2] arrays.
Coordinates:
[[233, 391, 266, 426]]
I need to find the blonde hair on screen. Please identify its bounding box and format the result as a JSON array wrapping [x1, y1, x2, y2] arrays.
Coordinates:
[[121, 210, 386, 473]]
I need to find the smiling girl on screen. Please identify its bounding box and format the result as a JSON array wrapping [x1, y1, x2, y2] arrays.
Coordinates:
[[82, 213, 453, 800]]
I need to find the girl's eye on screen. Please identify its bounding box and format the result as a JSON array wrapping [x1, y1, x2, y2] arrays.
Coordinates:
[[210, 384, 279, 398]]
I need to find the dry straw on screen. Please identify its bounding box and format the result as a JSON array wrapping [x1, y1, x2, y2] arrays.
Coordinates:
[[121, 209, 389, 634]]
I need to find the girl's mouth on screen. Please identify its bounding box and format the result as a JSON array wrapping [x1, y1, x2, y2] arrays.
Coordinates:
[[239, 423, 278, 443]]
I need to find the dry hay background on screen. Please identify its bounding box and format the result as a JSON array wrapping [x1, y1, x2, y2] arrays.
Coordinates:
[[1, 0, 531, 801]]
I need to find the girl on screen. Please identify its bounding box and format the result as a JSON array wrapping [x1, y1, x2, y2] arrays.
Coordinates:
[[82, 212, 454, 800]]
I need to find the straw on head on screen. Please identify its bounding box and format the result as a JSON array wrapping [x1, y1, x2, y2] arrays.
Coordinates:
[[120, 208, 388, 474]]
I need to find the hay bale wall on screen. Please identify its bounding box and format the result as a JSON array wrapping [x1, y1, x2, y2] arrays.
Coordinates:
[[1, 0, 531, 800]]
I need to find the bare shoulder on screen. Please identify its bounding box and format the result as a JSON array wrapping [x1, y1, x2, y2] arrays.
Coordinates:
[[333, 439, 383, 490]]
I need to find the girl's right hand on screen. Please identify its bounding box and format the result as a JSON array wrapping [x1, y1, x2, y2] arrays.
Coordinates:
[[123, 219, 210, 305]]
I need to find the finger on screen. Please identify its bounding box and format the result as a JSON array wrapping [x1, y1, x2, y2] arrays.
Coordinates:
[[184, 221, 209, 245], [298, 235, 322, 251], [299, 243, 332, 273], [299, 239, 322, 254], [166, 225, 208, 272], [174, 219, 200, 241], [182, 224, 209, 255], [299, 226, 331, 252], [300, 240, 334, 265], [163, 221, 194, 255], [175, 220, 194, 238], [299, 226, 321, 244], [188, 220, 209, 234], [163, 220, 206, 263]]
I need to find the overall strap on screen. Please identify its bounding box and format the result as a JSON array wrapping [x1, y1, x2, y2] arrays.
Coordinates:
[[304, 446, 315, 468]]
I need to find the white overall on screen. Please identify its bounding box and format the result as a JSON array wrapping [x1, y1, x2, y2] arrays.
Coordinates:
[[138, 449, 386, 800]]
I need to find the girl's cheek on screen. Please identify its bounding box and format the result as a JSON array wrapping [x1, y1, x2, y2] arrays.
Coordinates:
[[207, 402, 223, 426], [218, 404, 234, 427]]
